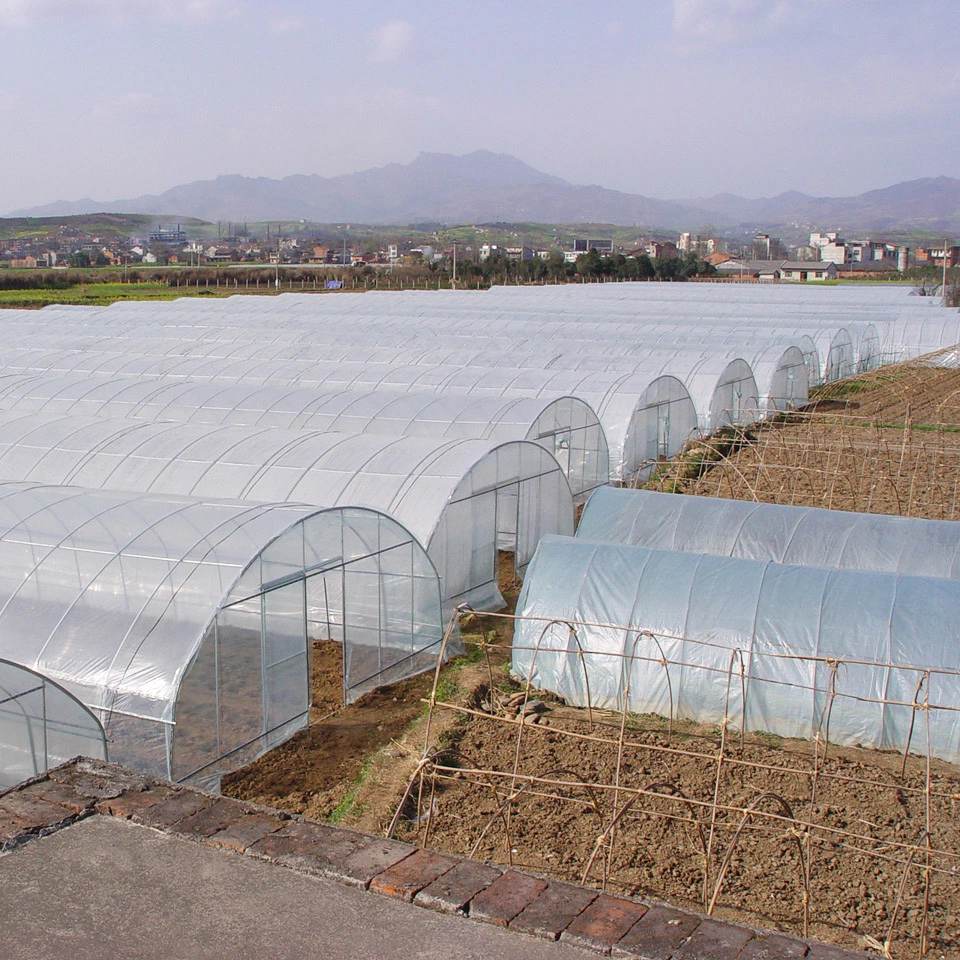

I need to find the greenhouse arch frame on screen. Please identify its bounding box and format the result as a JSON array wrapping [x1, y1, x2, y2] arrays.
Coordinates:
[[0, 485, 445, 792], [0, 657, 107, 789]]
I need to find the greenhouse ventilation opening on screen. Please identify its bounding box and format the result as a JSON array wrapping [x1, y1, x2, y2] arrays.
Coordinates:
[[0, 485, 445, 792], [0, 658, 106, 790]]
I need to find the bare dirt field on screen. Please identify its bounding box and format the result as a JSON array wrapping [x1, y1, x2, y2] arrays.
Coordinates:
[[223, 361, 960, 958], [647, 360, 960, 520], [389, 684, 960, 957]]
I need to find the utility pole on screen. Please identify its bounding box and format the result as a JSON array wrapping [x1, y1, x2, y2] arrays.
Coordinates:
[[943, 237, 949, 304]]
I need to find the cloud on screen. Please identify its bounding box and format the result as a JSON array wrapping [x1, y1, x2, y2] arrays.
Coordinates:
[[671, 0, 817, 48], [369, 19, 414, 64]]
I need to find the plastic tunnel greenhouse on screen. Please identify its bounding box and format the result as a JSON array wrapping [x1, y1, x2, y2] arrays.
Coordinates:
[[0, 484, 445, 791], [747, 344, 809, 413], [824, 328, 856, 382], [684, 357, 760, 432], [0, 658, 107, 789], [616, 374, 698, 481], [578, 487, 960, 580], [0, 413, 574, 612], [513, 536, 960, 763], [0, 375, 608, 502]]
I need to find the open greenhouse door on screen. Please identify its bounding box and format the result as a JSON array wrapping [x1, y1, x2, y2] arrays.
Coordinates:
[[307, 570, 345, 715], [494, 480, 520, 604], [304, 515, 447, 706]]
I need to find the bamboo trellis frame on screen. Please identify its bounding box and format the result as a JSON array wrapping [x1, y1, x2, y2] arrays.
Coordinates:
[[391, 607, 960, 960], [641, 358, 960, 521]]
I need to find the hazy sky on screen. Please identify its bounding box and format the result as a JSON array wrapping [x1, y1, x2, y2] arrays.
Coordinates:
[[0, 0, 956, 214]]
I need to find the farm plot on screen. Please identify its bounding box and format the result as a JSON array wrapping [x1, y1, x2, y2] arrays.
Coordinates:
[[647, 360, 960, 519], [224, 362, 960, 957], [390, 662, 960, 958]]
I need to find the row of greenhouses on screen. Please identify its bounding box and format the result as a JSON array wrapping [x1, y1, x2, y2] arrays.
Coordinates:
[[0, 281, 957, 789], [0, 296, 911, 480]]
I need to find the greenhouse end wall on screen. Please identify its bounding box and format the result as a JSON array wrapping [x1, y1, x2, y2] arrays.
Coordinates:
[[0, 659, 107, 789], [168, 507, 447, 789], [0, 486, 446, 792]]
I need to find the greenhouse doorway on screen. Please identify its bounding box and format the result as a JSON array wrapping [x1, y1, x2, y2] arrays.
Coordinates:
[[427, 440, 575, 613], [495, 481, 523, 603], [303, 526, 446, 707], [307, 569, 346, 718]]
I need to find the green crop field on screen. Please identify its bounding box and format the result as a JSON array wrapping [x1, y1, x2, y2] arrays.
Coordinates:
[[0, 282, 238, 308]]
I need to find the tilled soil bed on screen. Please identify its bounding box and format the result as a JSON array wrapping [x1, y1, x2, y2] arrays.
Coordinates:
[[392, 698, 960, 957], [221, 639, 436, 821], [651, 362, 960, 520]]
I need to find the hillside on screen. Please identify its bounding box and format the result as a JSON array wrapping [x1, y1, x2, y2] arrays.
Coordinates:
[[8, 154, 960, 235], [0, 213, 207, 243]]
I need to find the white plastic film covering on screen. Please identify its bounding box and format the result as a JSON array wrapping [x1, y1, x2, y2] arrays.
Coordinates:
[[514, 535, 960, 762], [577, 487, 960, 580], [1, 283, 953, 481], [0, 659, 106, 788], [0, 484, 445, 787], [0, 375, 607, 500], [0, 413, 571, 612]]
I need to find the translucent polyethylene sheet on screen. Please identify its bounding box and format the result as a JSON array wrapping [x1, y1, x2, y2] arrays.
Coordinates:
[[0, 659, 106, 788], [514, 536, 960, 762], [0, 413, 572, 613], [577, 487, 960, 580], [0, 484, 445, 787], [0, 375, 607, 501], [0, 284, 955, 485], [2, 282, 956, 376]]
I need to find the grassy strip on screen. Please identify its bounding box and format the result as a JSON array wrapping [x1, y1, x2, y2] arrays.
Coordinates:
[[642, 426, 757, 493], [327, 755, 376, 824], [0, 282, 240, 308], [810, 418, 960, 434]]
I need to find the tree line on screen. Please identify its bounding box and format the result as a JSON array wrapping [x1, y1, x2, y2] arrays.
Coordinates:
[[0, 250, 717, 294], [446, 249, 717, 283]]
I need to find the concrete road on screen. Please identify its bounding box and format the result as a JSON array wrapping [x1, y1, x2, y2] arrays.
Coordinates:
[[0, 816, 596, 960]]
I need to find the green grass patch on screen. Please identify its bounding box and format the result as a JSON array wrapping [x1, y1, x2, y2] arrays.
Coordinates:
[[810, 363, 919, 401], [641, 427, 757, 491], [433, 674, 462, 704], [810, 378, 882, 400], [326, 755, 375, 824], [0, 282, 241, 308]]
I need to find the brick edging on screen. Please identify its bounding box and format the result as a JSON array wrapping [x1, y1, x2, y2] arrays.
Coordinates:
[[0, 760, 865, 959]]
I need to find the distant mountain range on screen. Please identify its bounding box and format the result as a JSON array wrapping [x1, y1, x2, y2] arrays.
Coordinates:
[[9, 151, 960, 234]]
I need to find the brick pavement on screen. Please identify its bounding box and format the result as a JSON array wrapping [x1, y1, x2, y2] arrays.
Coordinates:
[[0, 759, 867, 960]]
